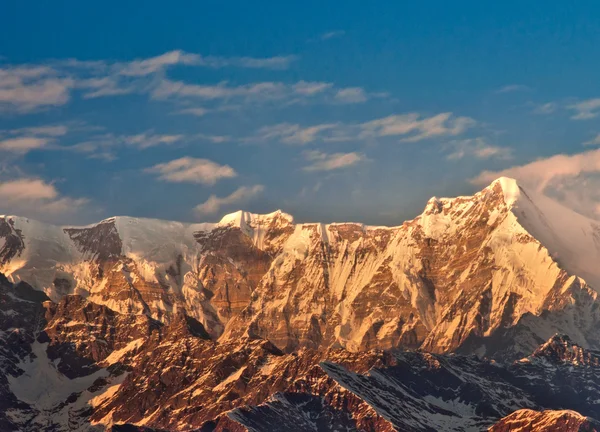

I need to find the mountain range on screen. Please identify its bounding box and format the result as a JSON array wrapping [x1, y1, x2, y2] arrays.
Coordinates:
[[1, 177, 600, 431]]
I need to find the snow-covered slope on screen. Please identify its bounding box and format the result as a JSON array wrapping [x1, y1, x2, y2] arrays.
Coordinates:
[[506, 180, 600, 290]]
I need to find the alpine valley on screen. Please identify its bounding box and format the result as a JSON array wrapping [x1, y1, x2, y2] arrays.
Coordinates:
[[1, 177, 600, 431]]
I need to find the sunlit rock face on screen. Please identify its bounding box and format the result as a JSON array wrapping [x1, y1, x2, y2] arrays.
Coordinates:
[[3, 178, 600, 360], [3, 178, 600, 430], [489, 410, 600, 432]]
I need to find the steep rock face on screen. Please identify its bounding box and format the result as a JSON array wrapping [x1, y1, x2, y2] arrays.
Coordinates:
[[42, 295, 161, 378], [0, 218, 25, 265], [2, 178, 600, 359], [90, 337, 393, 431], [0, 275, 49, 431], [1, 288, 396, 431], [489, 409, 600, 432], [3, 282, 600, 432], [225, 178, 600, 357]]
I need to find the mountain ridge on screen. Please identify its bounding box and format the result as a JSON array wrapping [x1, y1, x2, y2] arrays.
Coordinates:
[[3, 177, 600, 430], [2, 176, 600, 359]]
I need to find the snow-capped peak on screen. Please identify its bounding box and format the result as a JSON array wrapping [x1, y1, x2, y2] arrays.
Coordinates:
[[486, 176, 521, 207], [216, 210, 294, 250], [217, 209, 294, 228]]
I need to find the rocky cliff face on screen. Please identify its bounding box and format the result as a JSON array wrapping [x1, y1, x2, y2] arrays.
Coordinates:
[[2, 177, 600, 430], [3, 280, 600, 431], [2, 178, 600, 360]]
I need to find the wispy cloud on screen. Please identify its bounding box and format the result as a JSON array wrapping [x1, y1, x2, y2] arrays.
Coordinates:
[[150, 78, 375, 107], [360, 112, 476, 142], [252, 112, 476, 145], [303, 150, 367, 171], [108, 50, 298, 76], [532, 102, 558, 115], [0, 137, 50, 154], [194, 133, 230, 143], [251, 123, 338, 145], [175, 107, 209, 117], [0, 124, 70, 154], [9, 125, 68, 136], [583, 133, 600, 146], [470, 150, 600, 190], [293, 81, 333, 95], [62, 130, 188, 160], [446, 138, 512, 160], [79, 76, 135, 99], [194, 185, 264, 216], [0, 51, 299, 114], [495, 84, 531, 94], [568, 98, 600, 120], [320, 30, 346, 40], [335, 87, 367, 104], [114, 50, 202, 76], [230, 56, 298, 70], [123, 132, 183, 149], [145, 157, 237, 185]]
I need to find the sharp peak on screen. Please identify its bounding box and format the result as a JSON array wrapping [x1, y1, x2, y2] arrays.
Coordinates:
[[489, 176, 519, 187], [422, 176, 523, 214], [484, 177, 522, 205]]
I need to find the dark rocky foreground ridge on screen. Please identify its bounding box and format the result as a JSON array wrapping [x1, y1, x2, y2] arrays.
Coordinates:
[[1, 178, 600, 430], [2, 275, 600, 431]]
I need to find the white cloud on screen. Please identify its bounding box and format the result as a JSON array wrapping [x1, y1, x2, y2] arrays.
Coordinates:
[[0, 178, 57, 200], [176, 107, 209, 117], [568, 98, 600, 120], [0, 178, 88, 219], [471, 149, 600, 190], [0, 137, 50, 154], [194, 185, 264, 216], [495, 84, 530, 94], [10, 125, 68, 137], [584, 133, 600, 146], [231, 56, 298, 70], [115, 50, 201, 77], [0, 51, 299, 113], [0, 124, 69, 154], [292, 81, 333, 95], [112, 50, 297, 76], [123, 132, 183, 149], [252, 123, 337, 145], [79, 77, 135, 99], [150, 79, 282, 101], [151, 78, 376, 107], [470, 148, 600, 219], [303, 150, 367, 171], [320, 30, 346, 40], [252, 112, 475, 146], [194, 133, 230, 143], [0, 67, 74, 112], [335, 87, 367, 104], [361, 112, 476, 142], [145, 157, 237, 185], [446, 138, 512, 160], [533, 102, 558, 115]]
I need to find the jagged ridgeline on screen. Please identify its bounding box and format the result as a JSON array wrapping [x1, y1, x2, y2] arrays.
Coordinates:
[[2, 177, 600, 431]]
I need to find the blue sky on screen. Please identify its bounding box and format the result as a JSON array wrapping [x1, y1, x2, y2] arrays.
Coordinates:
[[2, 1, 600, 225]]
